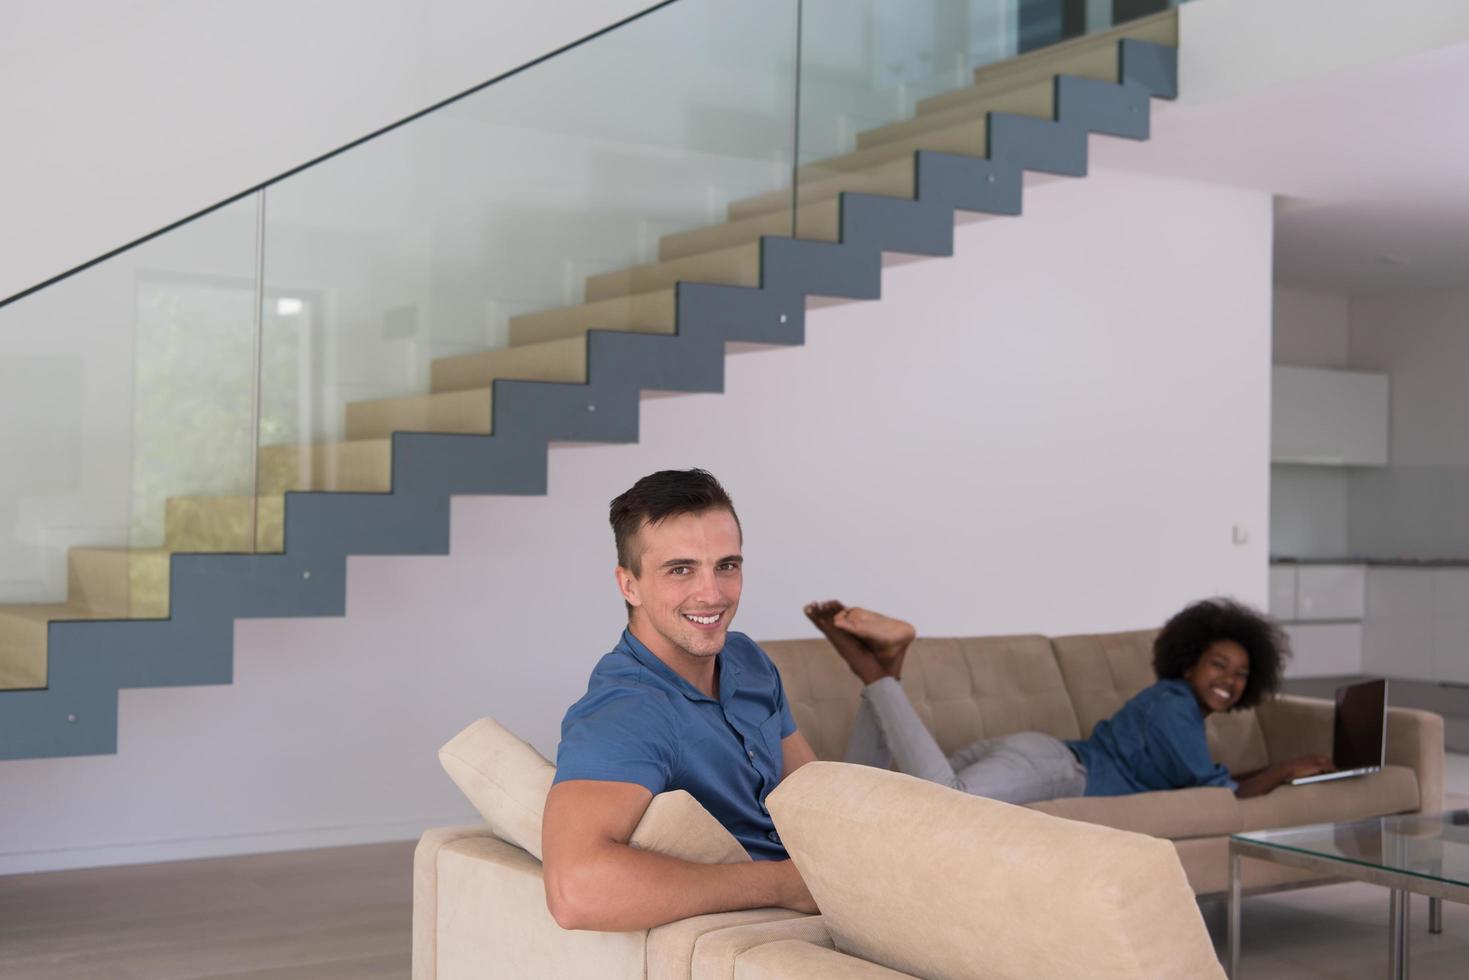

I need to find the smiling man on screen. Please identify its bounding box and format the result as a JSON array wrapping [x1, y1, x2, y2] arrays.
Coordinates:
[[540, 469, 819, 932]]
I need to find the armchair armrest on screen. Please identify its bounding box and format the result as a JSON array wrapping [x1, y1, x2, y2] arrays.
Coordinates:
[[1256, 695, 1444, 814], [413, 825, 499, 980]]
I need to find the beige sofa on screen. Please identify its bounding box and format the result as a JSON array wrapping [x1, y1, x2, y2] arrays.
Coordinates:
[[413, 628, 1444, 978], [415, 721, 1224, 979], [761, 628, 1444, 895]]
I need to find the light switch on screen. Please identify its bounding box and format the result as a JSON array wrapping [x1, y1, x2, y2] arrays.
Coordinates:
[[1232, 525, 1250, 546]]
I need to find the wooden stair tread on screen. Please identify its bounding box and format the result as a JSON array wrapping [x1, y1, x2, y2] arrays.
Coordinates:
[[919, 9, 1176, 115], [256, 438, 393, 495], [429, 335, 588, 395], [507, 290, 677, 348], [0, 602, 117, 624], [659, 199, 841, 263], [345, 387, 494, 440], [583, 242, 762, 304], [164, 495, 286, 554], [856, 78, 1053, 153], [723, 14, 1175, 225]]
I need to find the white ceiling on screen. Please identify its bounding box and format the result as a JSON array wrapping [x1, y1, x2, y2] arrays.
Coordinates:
[[1090, 39, 1469, 293]]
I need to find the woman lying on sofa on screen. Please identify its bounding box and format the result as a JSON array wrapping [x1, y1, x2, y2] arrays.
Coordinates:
[[802, 597, 1332, 801]]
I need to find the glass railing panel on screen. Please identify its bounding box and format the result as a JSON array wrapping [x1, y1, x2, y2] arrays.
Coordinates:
[[254, 0, 800, 545], [792, 0, 1183, 238], [0, 197, 261, 691]]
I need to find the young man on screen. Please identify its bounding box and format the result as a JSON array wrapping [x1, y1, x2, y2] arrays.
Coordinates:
[[541, 469, 819, 932]]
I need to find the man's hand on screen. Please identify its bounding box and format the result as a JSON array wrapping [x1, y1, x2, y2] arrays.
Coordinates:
[[542, 780, 818, 931]]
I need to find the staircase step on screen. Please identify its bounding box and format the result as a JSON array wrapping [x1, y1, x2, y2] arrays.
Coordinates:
[[345, 387, 494, 441], [857, 78, 1054, 152], [583, 242, 762, 304], [67, 548, 171, 619], [164, 495, 285, 554], [722, 15, 1175, 227], [430, 336, 588, 395], [917, 9, 1176, 116], [256, 439, 392, 496], [507, 290, 676, 348], [0, 603, 112, 690], [658, 199, 841, 263], [722, 118, 986, 225], [727, 157, 918, 224]]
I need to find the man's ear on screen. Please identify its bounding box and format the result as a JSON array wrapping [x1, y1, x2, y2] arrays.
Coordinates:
[[615, 565, 642, 608]]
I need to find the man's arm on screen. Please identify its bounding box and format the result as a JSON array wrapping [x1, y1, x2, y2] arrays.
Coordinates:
[[780, 730, 818, 780], [542, 779, 816, 931]]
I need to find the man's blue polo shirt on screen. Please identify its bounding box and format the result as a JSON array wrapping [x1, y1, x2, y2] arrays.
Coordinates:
[[554, 629, 796, 861]]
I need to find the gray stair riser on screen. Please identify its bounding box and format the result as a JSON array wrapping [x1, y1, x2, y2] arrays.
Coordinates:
[[0, 41, 1179, 761], [284, 489, 453, 558]]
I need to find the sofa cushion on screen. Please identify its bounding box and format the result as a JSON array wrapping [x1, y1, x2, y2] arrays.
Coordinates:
[[1027, 785, 1241, 839], [439, 717, 747, 863], [763, 634, 1081, 761], [687, 914, 833, 980], [647, 908, 811, 980], [1051, 629, 1272, 774], [734, 941, 918, 979], [759, 639, 864, 763], [768, 761, 1225, 980], [1050, 629, 1162, 735], [439, 718, 554, 857], [631, 791, 751, 865]]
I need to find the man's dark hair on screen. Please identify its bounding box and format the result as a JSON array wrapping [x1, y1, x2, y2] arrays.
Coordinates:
[[1152, 598, 1289, 711], [610, 469, 740, 576]]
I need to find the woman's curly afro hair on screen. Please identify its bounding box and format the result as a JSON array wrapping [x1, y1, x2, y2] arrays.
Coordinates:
[[1152, 598, 1289, 711]]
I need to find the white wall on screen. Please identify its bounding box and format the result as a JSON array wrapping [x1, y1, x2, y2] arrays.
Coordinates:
[[0, 169, 1273, 873], [1273, 286, 1349, 368], [1269, 285, 1351, 558], [1180, 0, 1469, 106], [1351, 288, 1469, 466], [0, 0, 659, 302], [1347, 287, 1469, 557]]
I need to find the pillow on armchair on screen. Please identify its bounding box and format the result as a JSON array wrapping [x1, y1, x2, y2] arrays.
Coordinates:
[[767, 761, 1224, 980], [439, 716, 749, 864]]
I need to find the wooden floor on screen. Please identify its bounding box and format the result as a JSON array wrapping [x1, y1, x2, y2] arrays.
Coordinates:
[[3, 808, 1467, 978], [0, 842, 414, 979]]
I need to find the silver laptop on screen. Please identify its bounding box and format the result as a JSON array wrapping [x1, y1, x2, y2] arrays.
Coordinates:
[[1289, 678, 1388, 786]]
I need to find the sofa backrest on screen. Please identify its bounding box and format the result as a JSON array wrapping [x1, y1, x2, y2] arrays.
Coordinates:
[[1050, 629, 1271, 774], [765, 628, 1273, 775], [762, 635, 1082, 762]]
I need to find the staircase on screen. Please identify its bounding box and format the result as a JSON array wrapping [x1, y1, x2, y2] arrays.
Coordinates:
[[0, 10, 1179, 759]]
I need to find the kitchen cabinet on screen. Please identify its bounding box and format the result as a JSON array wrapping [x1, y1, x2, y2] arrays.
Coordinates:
[[1284, 623, 1364, 677], [1272, 563, 1365, 676], [1361, 567, 1469, 684], [1271, 365, 1388, 466]]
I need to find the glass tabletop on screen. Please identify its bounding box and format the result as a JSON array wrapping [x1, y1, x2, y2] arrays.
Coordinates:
[[1233, 810, 1469, 888]]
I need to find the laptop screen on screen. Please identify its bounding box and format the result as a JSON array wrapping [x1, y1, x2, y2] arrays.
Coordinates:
[[1333, 678, 1388, 770]]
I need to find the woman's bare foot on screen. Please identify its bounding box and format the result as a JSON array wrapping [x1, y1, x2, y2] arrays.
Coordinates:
[[832, 607, 915, 678], [803, 599, 886, 686]]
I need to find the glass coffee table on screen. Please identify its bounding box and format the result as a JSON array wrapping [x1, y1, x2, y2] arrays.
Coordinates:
[[1229, 810, 1469, 978]]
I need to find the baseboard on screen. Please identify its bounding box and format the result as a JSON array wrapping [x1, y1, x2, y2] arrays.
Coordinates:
[[0, 811, 478, 876]]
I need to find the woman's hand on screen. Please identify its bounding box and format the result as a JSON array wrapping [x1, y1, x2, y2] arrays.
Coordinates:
[[1234, 755, 1336, 798], [1283, 754, 1335, 780]]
